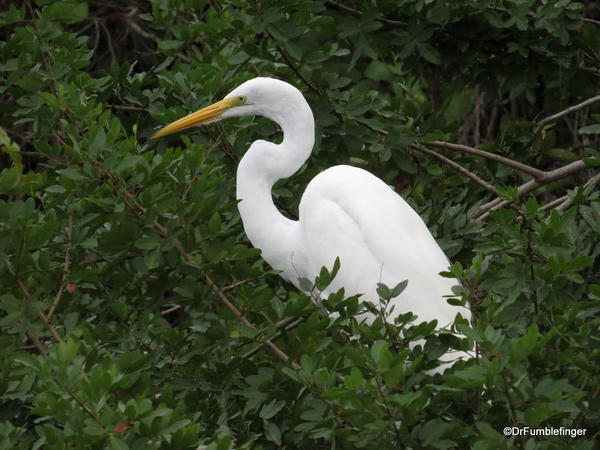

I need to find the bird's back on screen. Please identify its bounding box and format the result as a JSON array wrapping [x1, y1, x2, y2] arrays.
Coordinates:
[[298, 165, 469, 328]]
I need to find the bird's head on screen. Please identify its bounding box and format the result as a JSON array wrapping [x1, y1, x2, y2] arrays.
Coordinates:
[[151, 77, 302, 139]]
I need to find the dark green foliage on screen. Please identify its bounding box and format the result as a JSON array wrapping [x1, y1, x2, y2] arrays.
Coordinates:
[[1, 1, 599, 448]]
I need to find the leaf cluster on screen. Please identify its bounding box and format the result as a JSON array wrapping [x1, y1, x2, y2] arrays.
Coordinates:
[[1, 1, 599, 449]]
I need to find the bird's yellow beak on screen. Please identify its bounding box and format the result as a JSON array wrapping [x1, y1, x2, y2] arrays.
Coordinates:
[[151, 97, 242, 139]]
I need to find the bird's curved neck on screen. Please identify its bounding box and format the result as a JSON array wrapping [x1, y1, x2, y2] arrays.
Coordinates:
[[236, 100, 314, 273]]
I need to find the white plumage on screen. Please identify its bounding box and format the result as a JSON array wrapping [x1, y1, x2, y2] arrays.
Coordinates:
[[153, 77, 472, 368]]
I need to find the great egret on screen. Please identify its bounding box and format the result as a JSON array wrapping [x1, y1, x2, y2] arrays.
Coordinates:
[[153, 77, 471, 368]]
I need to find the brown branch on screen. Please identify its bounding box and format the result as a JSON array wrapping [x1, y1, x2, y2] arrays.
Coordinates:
[[5, 264, 63, 344], [242, 316, 306, 359], [425, 140, 546, 179], [36, 310, 64, 344], [263, 28, 321, 96], [26, 332, 47, 357], [272, 41, 323, 95], [535, 95, 600, 133], [152, 222, 300, 370], [502, 372, 525, 450], [161, 305, 184, 316], [538, 174, 599, 212], [100, 21, 117, 63], [556, 171, 600, 212], [48, 213, 73, 320], [108, 104, 147, 112], [475, 160, 589, 219], [374, 374, 404, 446], [539, 194, 568, 211], [124, 14, 157, 40], [324, 0, 406, 26], [60, 377, 104, 426], [222, 278, 252, 292], [412, 141, 594, 219], [410, 143, 500, 196], [582, 18, 600, 26], [91, 19, 100, 55], [3, 126, 35, 147]]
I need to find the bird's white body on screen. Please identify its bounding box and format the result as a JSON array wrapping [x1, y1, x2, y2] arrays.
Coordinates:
[[154, 77, 471, 368], [229, 78, 469, 331]]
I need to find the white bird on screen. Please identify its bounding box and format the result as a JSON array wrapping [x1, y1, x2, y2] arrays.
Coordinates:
[[152, 77, 471, 369]]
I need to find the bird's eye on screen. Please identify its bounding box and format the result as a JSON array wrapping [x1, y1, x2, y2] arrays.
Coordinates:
[[238, 95, 247, 104]]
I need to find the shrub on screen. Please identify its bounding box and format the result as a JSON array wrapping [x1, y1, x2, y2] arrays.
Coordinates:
[[1, 1, 598, 448]]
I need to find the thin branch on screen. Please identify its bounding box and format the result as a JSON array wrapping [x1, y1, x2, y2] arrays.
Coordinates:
[[475, 160, 589, 219], [26, 332, 47, 357], [502, 372, 525, 450], [374, 374, 405, 447], [556, 172, 600, 212], [88, 159, 299, 368], [582, 18, 600, 26], [36, 310, 63, 344], [410, 143, 500, 196], [272, 40, 323, 95], [540, 194, 568, 211], [152, 222, 301, 370], [222, 278, 252, 292], [161, 305, 184, 316], [535, 95, 600, 133], [48, 213, 73, 320], [242, 317, 306, 359], [324, 0, 406, 26], [60, 377, 104, 426], [5, 264, 63, 344], [108, 104, 147, 112], [91, 18, 100, 55], [210, 272, 301, 369], [263, 27, 321, 95], [425, 140, 546, 179], [124, 15, 158, 40], [414, 141, 593, 219], [100, 21, 117, 63]]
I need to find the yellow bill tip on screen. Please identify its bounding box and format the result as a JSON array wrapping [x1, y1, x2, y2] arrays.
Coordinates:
[[151, 97, 245, 139]]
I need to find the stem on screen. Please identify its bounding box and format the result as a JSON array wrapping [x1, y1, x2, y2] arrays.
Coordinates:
[[5, 264, 63, 344], [153, 222, 301, 370], [535, 94, 600, 133], [324, 0, 406, 26], [410, 144, 500, 195], [242, 316, 306, 359], [502, 372, 525, 450], [374, 375, 405, 448], [424, 141, 545, 179], [475, 160, 589, 219], [48, 213, 73, 320]]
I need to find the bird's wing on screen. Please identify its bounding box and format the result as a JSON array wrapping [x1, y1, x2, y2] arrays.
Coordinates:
[[298, 165, 465, 327]]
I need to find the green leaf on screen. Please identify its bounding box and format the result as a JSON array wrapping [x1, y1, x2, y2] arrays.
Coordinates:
[[260, 399, 285, 420], [45, 185, 67, 193], [583, 157, 600, 167], [57, 339, 79, 364], [43, 1, 88, 24], [57, 167, 87, 181], [0, 168, 21, 193], [370, 340, 392, 370], [418, 43, 441, 64], [511, 324, 540, 360], [109, 435, 129, 450], [344, 366, 365, 389], [264, 420, 281, 445], [365, 61, 390, 81], [134, 236, 160, 251], [578, 124, 600, 134]]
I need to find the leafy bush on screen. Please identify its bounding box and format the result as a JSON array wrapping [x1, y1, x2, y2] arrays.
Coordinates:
[[1, 1, 598, 449]]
